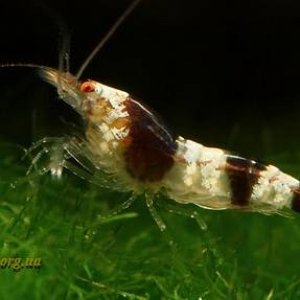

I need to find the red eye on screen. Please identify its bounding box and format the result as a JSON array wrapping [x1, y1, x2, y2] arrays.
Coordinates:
[[80, 81, 95, 92]]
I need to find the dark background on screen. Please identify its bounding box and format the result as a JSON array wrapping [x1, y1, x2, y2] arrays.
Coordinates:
[[1, 0, 300, 160]]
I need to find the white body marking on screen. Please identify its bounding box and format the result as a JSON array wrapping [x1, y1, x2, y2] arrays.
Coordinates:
[[252, 166, 299, 209], [163, 138, 231, 208]]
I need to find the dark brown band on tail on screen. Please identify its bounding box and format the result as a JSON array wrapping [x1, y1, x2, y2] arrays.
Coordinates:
[[291, 186, 300, 212], [226, 156, 266, 206]]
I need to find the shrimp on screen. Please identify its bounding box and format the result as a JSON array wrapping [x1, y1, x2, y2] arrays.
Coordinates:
[[38, 68, 300, 218], [1, 0, 300, 231]]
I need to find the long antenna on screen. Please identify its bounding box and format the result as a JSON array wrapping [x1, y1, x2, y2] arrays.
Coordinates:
[[0, 63, 49, 70], [76, 0, 142, 79]]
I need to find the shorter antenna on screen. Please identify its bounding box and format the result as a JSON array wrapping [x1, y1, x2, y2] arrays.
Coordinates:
[[76, 0, 142, 79], [33, 1, 71, 74]]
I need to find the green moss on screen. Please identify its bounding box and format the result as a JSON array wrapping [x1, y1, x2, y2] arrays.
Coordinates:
[[0, 141, 300, 299]]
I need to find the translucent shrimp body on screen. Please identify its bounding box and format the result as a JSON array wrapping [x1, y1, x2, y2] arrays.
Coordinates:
[[40, 68, 300, 215]]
